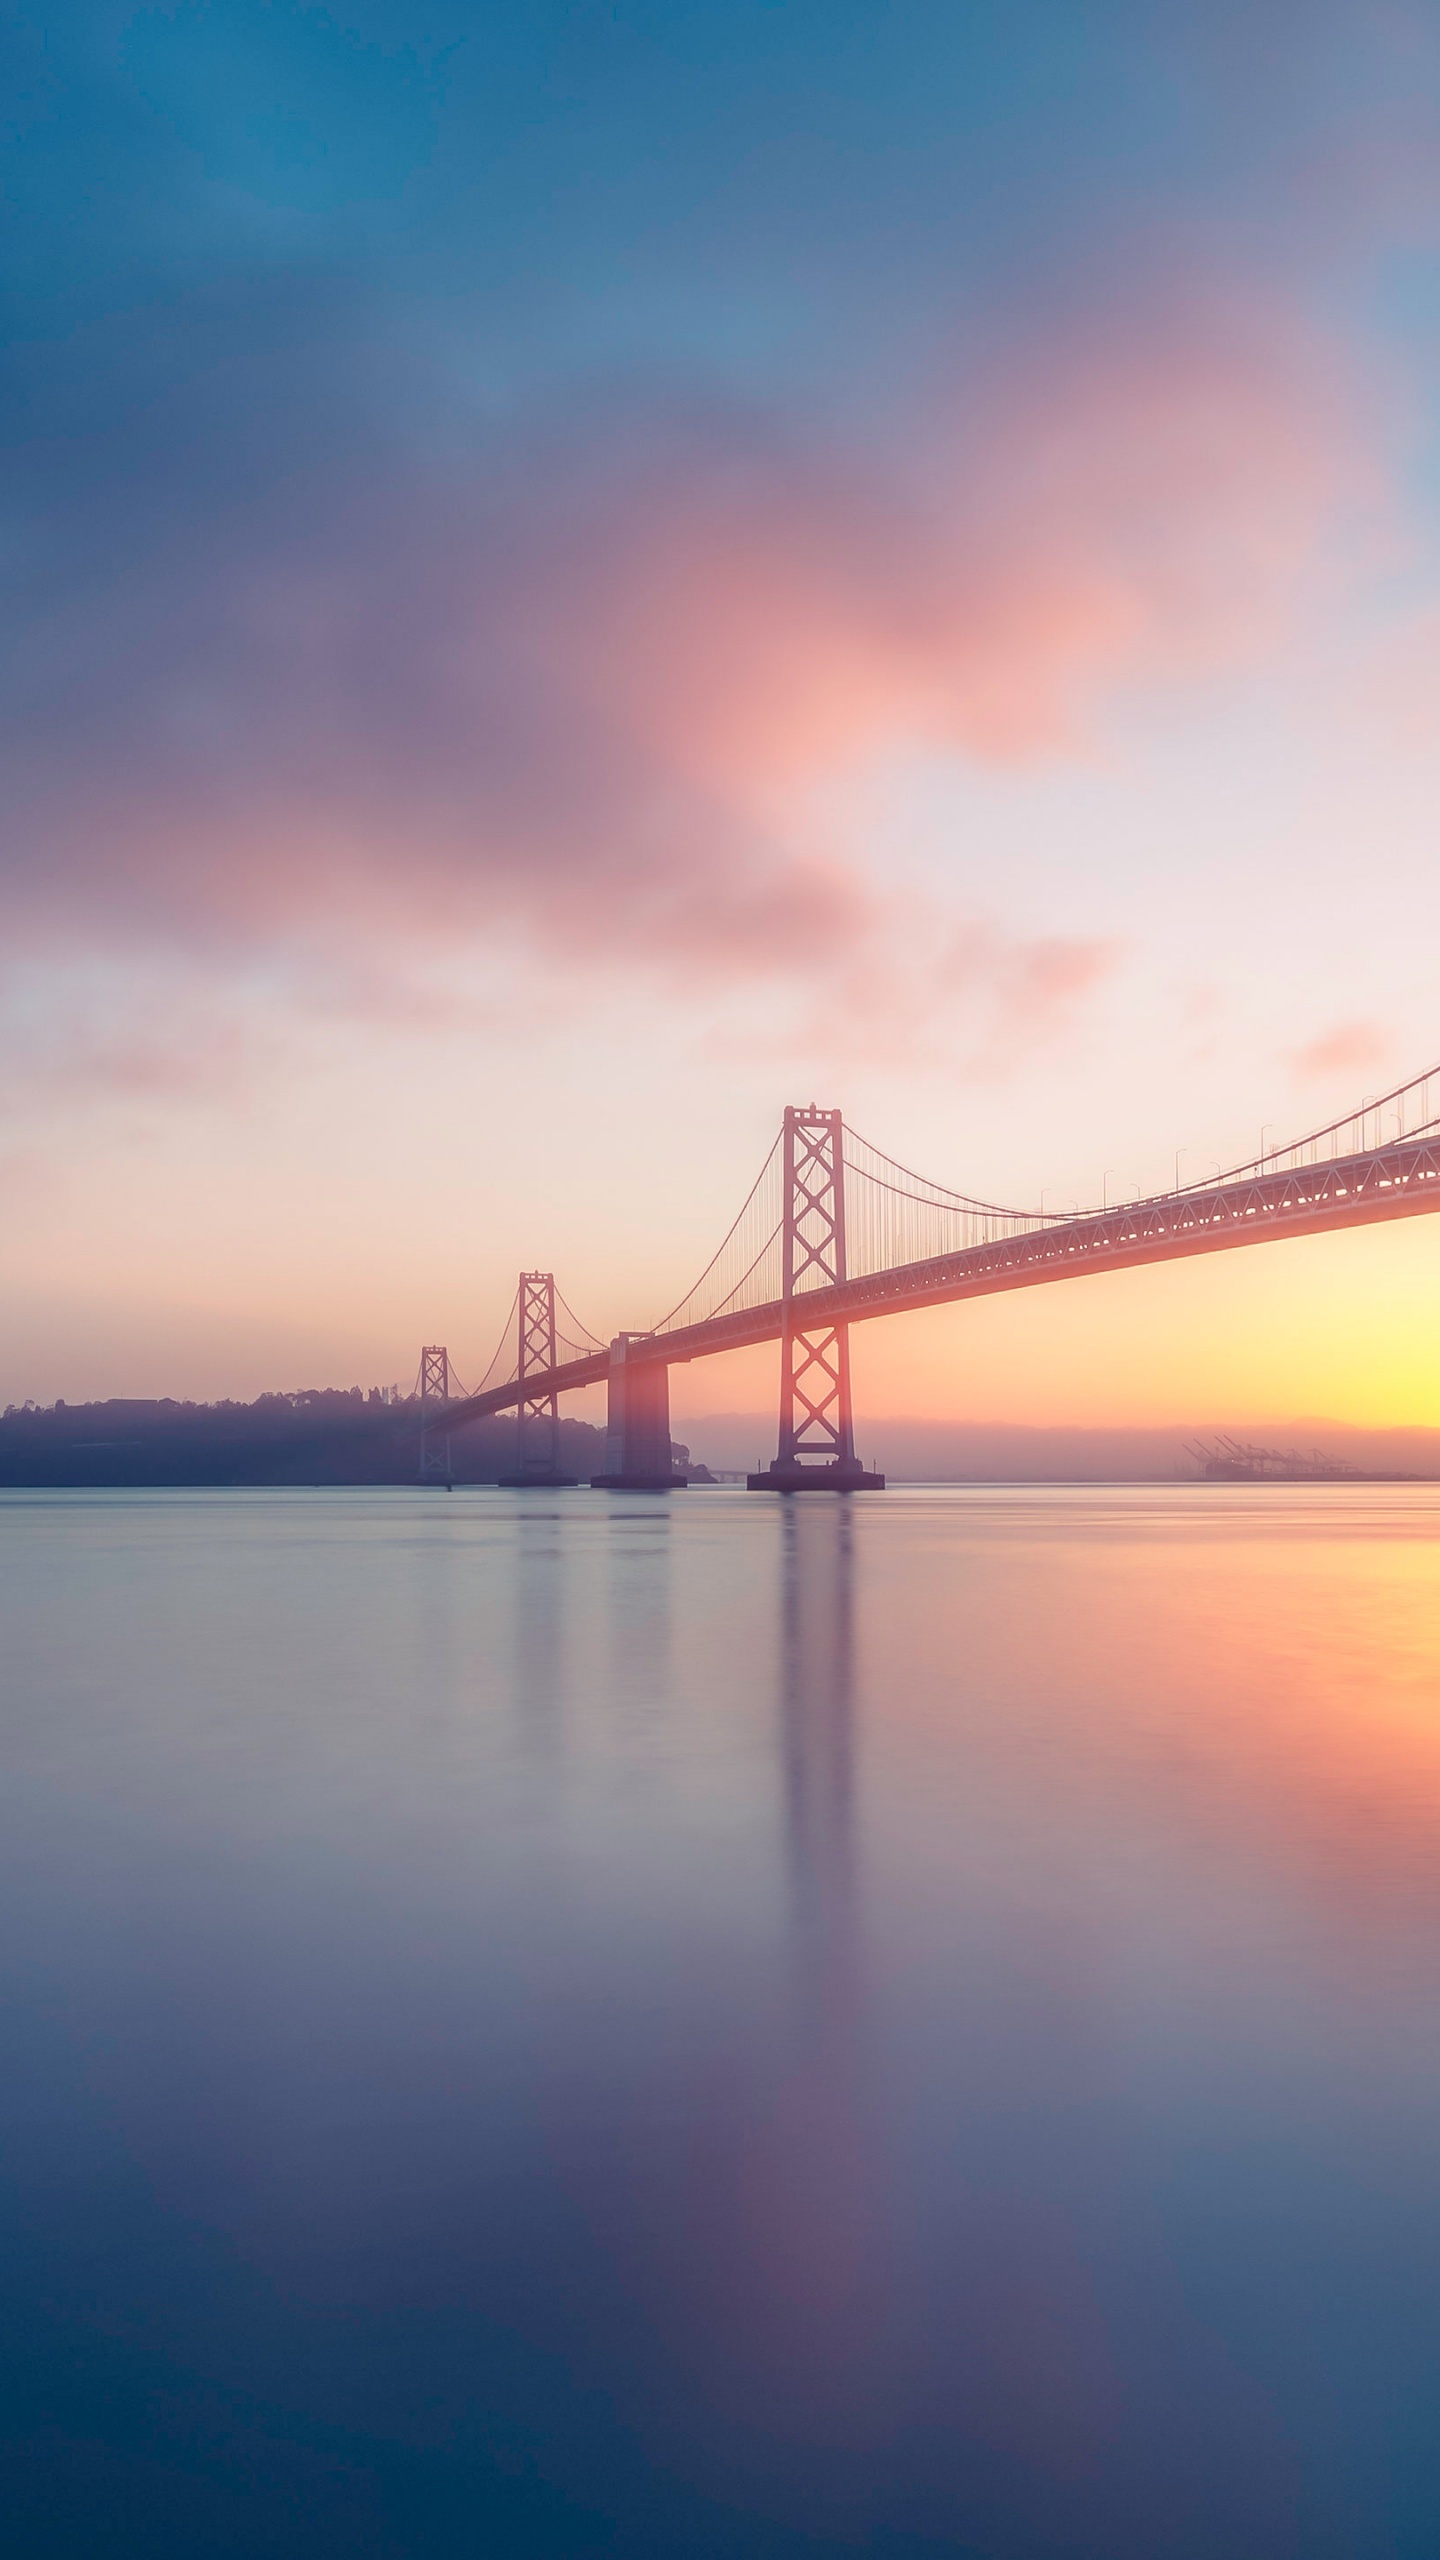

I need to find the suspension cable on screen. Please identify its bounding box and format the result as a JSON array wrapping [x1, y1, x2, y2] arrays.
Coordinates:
[[651, 1132, 783, 1332], [471, 1287, 520, 1393], [844, 1125, 1049, 1221], [554, 1286, 607, 1354]]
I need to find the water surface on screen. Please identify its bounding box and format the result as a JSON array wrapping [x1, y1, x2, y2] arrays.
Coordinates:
[[2, 1484, 1437, 2555]]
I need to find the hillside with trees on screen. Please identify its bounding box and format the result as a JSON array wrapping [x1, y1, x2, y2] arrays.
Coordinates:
[[0, 1390, 607, 1487]]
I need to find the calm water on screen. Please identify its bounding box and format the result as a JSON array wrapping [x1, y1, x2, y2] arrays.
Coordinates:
[[1, 1484, 1437, 2556]]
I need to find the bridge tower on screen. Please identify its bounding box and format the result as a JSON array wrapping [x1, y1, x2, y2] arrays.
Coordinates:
[[417, 1345, 453, 1489], [591, 1335, 688, 1490], [748, 1107, 884, 1493], [499, 1272, 578, 1487]]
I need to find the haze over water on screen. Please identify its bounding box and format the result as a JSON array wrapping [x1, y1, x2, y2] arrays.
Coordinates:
[[2, 1484, 1436, 2554]]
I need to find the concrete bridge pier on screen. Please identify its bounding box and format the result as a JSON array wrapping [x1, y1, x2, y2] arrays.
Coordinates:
[[590, 1336, 689, 1489]]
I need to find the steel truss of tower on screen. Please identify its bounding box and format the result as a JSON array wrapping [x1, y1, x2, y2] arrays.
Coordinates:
[[500, 1272, 578, 1487], [748, 1108, 884, 1492], [418, 1344, 453, 1488]]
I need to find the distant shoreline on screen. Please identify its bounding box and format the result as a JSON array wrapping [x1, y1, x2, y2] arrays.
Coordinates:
[[6, 1395, 1440, 1490]]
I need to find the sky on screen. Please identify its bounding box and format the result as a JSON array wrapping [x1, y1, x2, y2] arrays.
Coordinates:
[[7, 0, 1440, 1432]]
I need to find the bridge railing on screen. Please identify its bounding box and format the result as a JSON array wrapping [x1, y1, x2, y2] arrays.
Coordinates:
[[1181, 1062, 1440, 1194]]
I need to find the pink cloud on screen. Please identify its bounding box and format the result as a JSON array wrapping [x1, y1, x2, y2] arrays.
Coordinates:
[[709, 917, 1123, 1077], [0, 950, 290, 1123], [570, 305, 1363, 793], [1361, 606, 1440, 750], [0, 291, 1370, 1054], [1290, 1020, 1391, 1079]]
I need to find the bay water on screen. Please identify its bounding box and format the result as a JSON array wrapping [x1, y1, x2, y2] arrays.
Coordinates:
[[1, 1485, 1437, 2555]]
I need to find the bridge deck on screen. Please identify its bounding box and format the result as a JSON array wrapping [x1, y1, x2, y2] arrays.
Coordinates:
[[443, 1133, 1440, 1426]]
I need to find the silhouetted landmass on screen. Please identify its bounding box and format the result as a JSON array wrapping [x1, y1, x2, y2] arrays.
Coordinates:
[[0, 1391, 607, 1487]]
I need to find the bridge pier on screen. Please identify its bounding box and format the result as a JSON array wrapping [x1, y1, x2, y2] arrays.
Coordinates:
[[749, 1107, 884, 1494], [590, 1336, 688, 1489], [749, 1453, 884, 1493]]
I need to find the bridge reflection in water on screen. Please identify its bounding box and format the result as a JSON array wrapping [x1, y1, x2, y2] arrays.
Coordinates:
[[741, 1497, 893, 2452], [780, 1499, 859, 2028]]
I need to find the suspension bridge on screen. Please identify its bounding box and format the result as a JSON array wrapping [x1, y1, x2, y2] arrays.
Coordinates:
[[414, 1063, 1440, 1492]]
